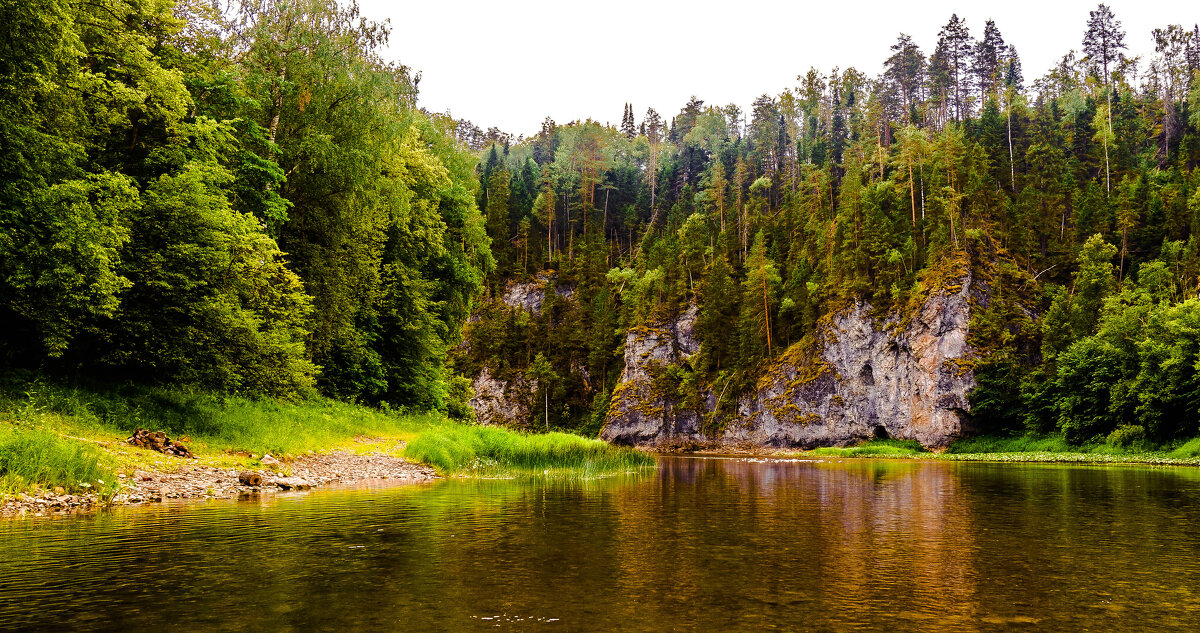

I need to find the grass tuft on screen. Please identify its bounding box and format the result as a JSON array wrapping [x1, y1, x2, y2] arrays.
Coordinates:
[[784, 434, 1200, 467], [403, 424, 656, 478], [0, 425, 117, 498]]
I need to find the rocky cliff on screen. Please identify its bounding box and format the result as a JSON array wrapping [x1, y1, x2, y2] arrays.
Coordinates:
[[466, 275, 569, 426], [600, 305, 710, 445], [469, 365, 535, 427], [600, 273, 980, 449]]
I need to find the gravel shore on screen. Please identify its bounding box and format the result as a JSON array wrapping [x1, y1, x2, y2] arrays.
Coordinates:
[[1, 450, 438, 519]]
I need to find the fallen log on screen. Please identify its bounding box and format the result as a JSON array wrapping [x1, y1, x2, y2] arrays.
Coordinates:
[[238, 471, 262, 486]]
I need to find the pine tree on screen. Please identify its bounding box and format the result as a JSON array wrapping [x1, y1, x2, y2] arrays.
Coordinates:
[[974, 20, 1008, 102], [936, 14, 974, 122], [884, 34, 926, 124], [1083, 4, 1125, 190], [1083, 4, 1126, 87], [697, 254, 738, 372], [738, 232, 781, 361], [644, 108, 664, 212]]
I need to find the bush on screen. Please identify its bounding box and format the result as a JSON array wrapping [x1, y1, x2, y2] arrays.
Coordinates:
[[1106, 424, 1147, 449]]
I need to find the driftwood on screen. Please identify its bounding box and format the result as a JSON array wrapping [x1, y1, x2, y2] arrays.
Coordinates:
[[127, 428, 194, 458], [238, 471, 263, 486]]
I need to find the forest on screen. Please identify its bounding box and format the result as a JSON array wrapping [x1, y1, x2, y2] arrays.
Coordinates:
[[1, 0, 491, 415], [452, 6, 1200, 444], [2, 0, 1200, 446]]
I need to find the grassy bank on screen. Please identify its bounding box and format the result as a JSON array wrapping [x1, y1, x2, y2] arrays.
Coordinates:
[[0, 378, 655, 499], [0, 425, 118, 498], [405, 425, 655, 478], [785, 435, 1200, 466]]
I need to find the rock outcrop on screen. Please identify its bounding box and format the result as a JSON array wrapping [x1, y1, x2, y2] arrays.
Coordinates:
[[600, 305, 708, 445], [470, 366, 534, 427], [500, 275, 574, 314], [602, 274, 980, 449]]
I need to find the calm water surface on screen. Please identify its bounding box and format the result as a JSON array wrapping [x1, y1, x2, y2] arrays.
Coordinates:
[[3, 456, 1200, 631]]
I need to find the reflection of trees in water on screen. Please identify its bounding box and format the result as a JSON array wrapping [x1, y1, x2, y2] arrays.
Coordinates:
[[609, 457, 981, 630], [11, 463, 1200, 631]]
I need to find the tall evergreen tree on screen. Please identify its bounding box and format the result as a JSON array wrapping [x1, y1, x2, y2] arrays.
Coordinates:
[[621, 103, 637, 139], [936, 14, 974, 122], [974, 19, 1008, 102]]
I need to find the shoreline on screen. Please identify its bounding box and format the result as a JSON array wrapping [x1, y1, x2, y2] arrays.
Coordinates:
[[9, 441, 1199, 520], [650, 442, 1200, 468], [1, 448, 438, 520]]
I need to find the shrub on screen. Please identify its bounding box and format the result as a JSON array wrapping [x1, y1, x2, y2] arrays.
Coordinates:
[[1106, 424, 1147, 449]]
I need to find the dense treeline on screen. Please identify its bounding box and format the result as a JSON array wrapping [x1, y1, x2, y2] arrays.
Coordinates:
[[456, 6, 1200, 444], [0, 0, 491, 411], [4, 1, 1200, 446]]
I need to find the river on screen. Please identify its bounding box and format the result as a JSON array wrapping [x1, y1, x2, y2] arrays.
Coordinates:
[[3, 456, 1200, 631]]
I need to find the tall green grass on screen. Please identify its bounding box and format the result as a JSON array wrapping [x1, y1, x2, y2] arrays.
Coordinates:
[[0, 425, 117, 498], [404, 424, 656, 478], [938, 434, 1200, 465], [944, 435, 1079, 454]]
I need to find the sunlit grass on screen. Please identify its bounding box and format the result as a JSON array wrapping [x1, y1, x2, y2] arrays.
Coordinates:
[[403, 424, 656, 478], [939, 434, 1200, 465], [806, 439, 928, 458], [1, 380, 432, 459], [782, 434, 1200, 466], [0, 424, 118, 498]]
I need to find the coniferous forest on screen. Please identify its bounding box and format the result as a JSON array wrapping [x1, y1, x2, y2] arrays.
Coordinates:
[[4, 0, 1200, 446]]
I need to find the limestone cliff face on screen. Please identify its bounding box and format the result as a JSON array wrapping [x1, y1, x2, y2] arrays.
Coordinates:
[[599, 305, 708, 445], [500, 276, 573, 314], [470, 366, 534, 427], [466, 275, 570, 426], [601, 276, 979, 449]]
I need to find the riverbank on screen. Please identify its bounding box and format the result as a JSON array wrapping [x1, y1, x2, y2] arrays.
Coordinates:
[[778, 436, 1200, 466], [0, 379, 655, 518], [0, 447, 438, 518]]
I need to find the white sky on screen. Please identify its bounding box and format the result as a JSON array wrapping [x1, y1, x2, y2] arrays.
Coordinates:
[[357, 0, 1198, 138]]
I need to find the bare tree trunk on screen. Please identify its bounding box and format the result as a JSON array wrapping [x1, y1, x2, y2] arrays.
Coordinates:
[[1007, 99, 1016, 193], [1104, 87, 1112, 193], [762, 267, 772, 357]]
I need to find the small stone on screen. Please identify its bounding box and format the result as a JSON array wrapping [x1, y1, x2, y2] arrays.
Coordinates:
[[260, 454, 280, 466], [53, 487, 65, 494]]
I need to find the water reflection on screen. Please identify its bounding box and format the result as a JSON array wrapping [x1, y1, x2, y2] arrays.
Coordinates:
[[3, 459, 1200, 632]]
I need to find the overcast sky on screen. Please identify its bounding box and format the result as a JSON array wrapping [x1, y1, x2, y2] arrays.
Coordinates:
[[357, 0, 1197, 138]]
